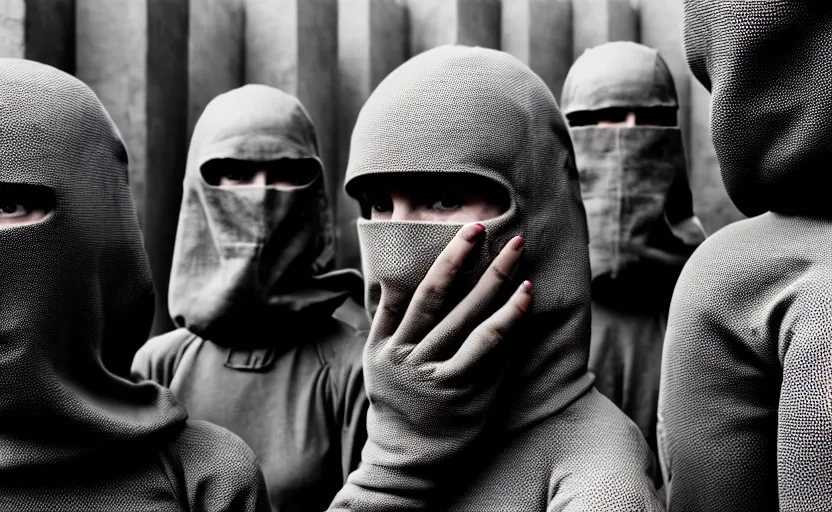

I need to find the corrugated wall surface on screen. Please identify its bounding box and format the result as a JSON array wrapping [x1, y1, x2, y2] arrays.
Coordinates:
[[0, 0, 744, 335]]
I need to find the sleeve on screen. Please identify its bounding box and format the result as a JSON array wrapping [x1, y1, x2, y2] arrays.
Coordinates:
[[337, 348, 369, 481], [777, 283, 832, 510], [130, 329, 197, 387], [657, 236, 780, 510]]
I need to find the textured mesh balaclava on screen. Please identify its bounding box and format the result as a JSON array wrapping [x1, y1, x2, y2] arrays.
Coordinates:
[[169, 84, 355, 344], [684, 1, 832, 217], [345, 45, 594, 432], [0, 58, 186, 471], [562, 42, 705, 304]]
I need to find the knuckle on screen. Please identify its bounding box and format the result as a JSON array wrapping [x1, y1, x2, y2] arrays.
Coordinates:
[[413, 282, 448, 312], [479, 320, 507, 344], [489, 264, 511, 284]]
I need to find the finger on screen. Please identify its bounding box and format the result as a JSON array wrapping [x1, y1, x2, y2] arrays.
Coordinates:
[[366, 285, 412, 349], [437, 280, 533, 378], [409, 235, 525, 363], [392, 222, 486, 346]]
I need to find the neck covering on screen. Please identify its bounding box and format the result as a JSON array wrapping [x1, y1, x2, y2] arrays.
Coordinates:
[[169, 84, 360, 344], [0, 58, 186, 471], [684, 1, 832, 217], [562, 42, 706, 306], [345, 45, 594, 433]]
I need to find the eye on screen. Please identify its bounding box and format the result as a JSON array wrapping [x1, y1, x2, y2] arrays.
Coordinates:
[[371, 197, 393, 213], [430, 195, 462, 211], [223, 169, 253, 183], [0, 202, 29, 218]]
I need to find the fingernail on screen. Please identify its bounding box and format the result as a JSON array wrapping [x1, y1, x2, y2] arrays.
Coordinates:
[[513, 236, 525, 251], [464, 223, 486, 241], [523, 280, 533, 293]]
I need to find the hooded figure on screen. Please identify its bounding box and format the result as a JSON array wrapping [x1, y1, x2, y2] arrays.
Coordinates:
[[561, 42, 706, 456], [657, 2, 832, 510], [0, 58, 269, 510], [133, 85, 369, 512], [343, 45, 663, 510]]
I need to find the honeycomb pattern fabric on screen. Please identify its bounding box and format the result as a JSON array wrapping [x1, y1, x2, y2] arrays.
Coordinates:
[[659, 3, 832, 508], [0, 58, 269, 510], [335, 45, 663, 510], [683, 1, 832, 217], [658, 214, 832, 511]]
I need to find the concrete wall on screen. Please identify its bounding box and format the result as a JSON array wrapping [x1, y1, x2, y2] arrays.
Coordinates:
[[0, 0, 743, 335]]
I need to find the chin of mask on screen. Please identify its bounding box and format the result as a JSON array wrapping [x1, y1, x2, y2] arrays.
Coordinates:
[[570, 126, 706, 291]]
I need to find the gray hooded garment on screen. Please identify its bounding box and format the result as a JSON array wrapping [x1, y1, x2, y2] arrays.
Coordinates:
[[132, 85, 369, 512], [343, 45, 664, 511], [561, 42, 706, 457], [0, 59, 270, 511], [658, 2, 832, 511]]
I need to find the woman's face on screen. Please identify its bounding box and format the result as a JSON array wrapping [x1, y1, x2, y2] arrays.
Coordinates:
[[358, 173, 510, 223]]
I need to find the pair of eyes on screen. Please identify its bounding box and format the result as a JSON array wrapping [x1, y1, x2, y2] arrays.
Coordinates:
[[365, 193, 464, 213], [201, 159, 320, 187]]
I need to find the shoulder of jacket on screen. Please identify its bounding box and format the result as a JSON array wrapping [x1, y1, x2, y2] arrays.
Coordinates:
[[160, 420, 266, 510], [166, 420, 262, 484], [139, 328, 202, 359]]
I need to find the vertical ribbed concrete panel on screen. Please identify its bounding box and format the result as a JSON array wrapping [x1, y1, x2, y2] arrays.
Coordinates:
[[0, 0, 24, 58], [572, 0, 637, 60], [244, 0, 339, 218], [501, 0, 572, 100], [689, 81, 745, 233], [408, 0, 501, 57], [25, 0, 75, 72], [188, 0, 244, 140], [77, 0, 189, 336], [337, 0, 407, 269], [77, 0, 148, 217]]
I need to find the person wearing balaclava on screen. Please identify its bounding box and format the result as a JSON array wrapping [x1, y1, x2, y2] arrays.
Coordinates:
[[657, 2, 832, 511], [331, 44, 664, 510], [560, 41, 707, 457], [0, 58, 271, 510], [132, 84, 371, 512]]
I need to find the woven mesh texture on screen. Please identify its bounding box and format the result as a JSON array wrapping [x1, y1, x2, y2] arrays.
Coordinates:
[[658, 214, 832, 511], [0, 59, 269, 510], [684, 1, 832, 216], [561, 41, 678, 115], [656, 3, 832, 509], [342, 45, 662, 510]]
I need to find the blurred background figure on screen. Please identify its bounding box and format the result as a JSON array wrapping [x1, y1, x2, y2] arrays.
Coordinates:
[[133, 85, 369, 512], [561, 41, 707, 456]]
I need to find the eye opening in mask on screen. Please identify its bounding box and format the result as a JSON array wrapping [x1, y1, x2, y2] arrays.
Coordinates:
[[0, 182, 55, 229], [350, 171, 512, 223], [201, 158, 321, 190], [566, 107, 677, 127]]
